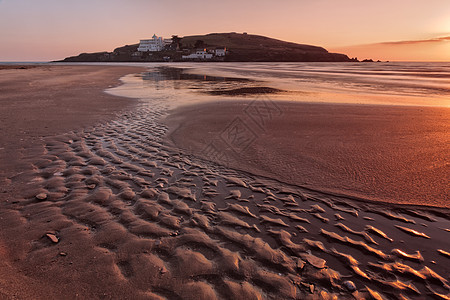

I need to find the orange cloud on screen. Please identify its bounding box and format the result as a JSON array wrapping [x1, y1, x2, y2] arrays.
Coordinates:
[[378, 36, 450, 45]]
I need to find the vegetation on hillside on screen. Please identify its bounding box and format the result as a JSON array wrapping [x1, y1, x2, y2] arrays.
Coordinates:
[[59, 32, 354, 62]]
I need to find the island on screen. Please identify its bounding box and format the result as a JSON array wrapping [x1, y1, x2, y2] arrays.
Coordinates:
[[59, 32, 358, 62]]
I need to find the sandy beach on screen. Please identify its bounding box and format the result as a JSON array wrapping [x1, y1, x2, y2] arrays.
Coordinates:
[[0, 65, 146, 298], [0, 65, 145, 177], [0, 64, 449, 299], [165, 100, 450, 208]]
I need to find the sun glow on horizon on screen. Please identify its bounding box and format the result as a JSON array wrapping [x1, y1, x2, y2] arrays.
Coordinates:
[[331, 35, 450, 62]]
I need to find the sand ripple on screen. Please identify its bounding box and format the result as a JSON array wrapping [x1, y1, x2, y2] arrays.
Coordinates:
[[2, 101, 449, 299]]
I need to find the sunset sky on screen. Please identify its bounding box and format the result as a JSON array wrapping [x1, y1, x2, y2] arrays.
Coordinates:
[[0, 0, 449, 61]]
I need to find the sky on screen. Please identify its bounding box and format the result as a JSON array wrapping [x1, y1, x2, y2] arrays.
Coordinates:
[[0, 0, 449, 61]]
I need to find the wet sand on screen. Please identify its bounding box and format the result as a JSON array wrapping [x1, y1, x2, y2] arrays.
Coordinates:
[[0, 64, 146, 298], [0, 65, 449, 299], [0, 64, 145, 177], [165, 101, 450, 208]]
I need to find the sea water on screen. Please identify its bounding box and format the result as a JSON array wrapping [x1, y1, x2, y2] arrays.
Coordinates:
[[103, 61, 450, 107]]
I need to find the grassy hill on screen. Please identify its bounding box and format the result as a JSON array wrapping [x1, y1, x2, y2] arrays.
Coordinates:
[[181, 32, 325, 52], [180, 32, 350, 61], [60, 32, 353, 62]]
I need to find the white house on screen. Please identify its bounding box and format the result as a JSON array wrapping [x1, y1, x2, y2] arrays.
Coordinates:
[[182, 50, 213, 60], [215, 48, 227, 56], [137, 34, 168, 52]]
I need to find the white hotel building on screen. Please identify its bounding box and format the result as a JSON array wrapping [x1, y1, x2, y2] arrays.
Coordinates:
[[137, 34, 171, 52]]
